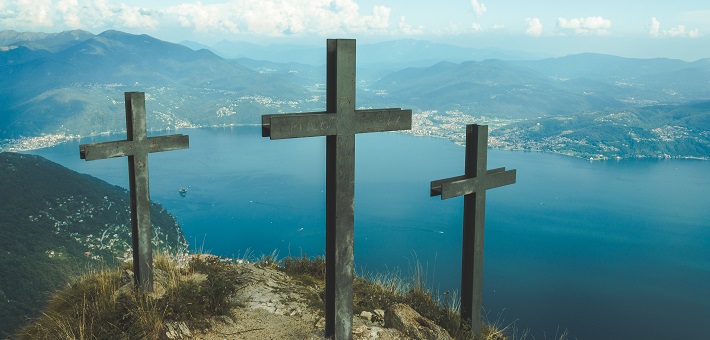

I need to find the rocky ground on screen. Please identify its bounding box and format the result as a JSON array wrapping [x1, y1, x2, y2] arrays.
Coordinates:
[[164, 261, 453, 340]]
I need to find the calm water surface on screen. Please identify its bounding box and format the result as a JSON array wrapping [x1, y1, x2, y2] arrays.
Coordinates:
[[27, 126, 710, 339]]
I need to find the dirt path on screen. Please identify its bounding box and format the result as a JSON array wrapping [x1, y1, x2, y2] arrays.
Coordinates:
[[168, 262, 406, 339]]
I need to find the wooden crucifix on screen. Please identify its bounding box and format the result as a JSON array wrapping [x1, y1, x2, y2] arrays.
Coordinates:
[[262, 39, 412, 339], [430, 124, 516, 336], [80, 92, 189, 292]]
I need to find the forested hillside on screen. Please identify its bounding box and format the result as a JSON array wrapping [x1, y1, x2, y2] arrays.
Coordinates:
[[0, 152, 187, 336]]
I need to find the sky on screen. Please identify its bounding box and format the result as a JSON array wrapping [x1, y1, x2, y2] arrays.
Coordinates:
[[1, 0, 709, 60]]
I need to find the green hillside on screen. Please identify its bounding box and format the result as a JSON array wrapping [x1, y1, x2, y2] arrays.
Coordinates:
[[490, 101, 710, 160], [0, 152, 187, 336]]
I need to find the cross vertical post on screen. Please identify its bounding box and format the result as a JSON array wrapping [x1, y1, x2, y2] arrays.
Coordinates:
[[325, 38, 356, 339], [262, 39, 412, 339], [80, 92, 189, 292], [127, 93, 153, 292], [430, 124, 516, 335]]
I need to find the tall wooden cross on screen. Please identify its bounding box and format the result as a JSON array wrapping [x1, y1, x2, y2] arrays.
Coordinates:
[[430, 124, 516, 336], [262, 39, 412, 339], [79, 92, 189, 292]]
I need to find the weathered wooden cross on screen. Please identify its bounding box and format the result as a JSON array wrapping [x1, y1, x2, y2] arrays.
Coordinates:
[[430, 124, 516, 336], [79, 92, 189, 292], [262, 39, 412, 339]]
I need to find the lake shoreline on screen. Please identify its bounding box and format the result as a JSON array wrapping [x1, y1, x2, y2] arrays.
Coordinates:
[[5, 123, 708, 162]]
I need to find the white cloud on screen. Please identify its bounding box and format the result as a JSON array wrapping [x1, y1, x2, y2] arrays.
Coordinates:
[[166, 0, 393, 36], [649, 17, 661, 38], [441, 22, 464, 35], [399, 15, 423, 35], [557, 16, 612, 35], [1, 0, 55, 28], [119, 4, 159, 29], [77, 0, 113, 28], [0, 0, 393, 37], [667, 25, 700, 38], [0, 0, 160, 31], [470, 0, 486, 17], [467, 0, 485, 33], [525, 17, 542, 37], [56, 0, 81, 28], [648, 17, 701, 38]]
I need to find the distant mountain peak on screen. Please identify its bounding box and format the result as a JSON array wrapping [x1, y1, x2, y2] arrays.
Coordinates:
[[0, 29, 94, 51], [98, 29, 144, 39]]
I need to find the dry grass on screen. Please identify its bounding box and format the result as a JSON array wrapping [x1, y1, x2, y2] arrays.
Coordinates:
[[18, 267, 162, 339], [281, 254, 506, 340], [17, 253, 242, 339], [18, 251, 557, 340]]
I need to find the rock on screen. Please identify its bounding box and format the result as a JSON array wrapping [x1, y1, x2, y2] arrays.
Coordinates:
[[121, 269, 133, 285], [360, 311, 374, 322], [164, 321, 192, 339], [216, 315, 236, 326], [289, 307, 303, 316], [315, 317, 326, 329], [373, 309, 385, 322], [352, 325, 382, 339], [115, 282, 134, 297], [384, 303, 452, 340], [147, 281, 166, 299]]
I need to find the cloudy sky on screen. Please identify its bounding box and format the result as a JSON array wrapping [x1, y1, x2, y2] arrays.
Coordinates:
[[1, 0, 709, 59]]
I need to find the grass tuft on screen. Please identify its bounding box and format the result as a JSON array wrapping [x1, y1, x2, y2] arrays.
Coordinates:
[[17, 253, 241, 339]]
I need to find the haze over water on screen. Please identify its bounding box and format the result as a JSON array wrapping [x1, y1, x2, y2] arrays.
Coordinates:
[[28, 126, 710, 339]]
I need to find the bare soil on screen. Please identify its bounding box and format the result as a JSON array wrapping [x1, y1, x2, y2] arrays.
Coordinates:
[[167, 262, 407, 339]]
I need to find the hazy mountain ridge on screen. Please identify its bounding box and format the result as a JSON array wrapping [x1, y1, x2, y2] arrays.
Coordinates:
[[369, 53, 710, 113], [0, 152, 187, 336], [0, 29, 94, 53], [1, 29, 708, 159], [231, 57, 325, 87], [0, 30, 319, 140], [370, 59, 616, 117], [0, 45, 52, 65], [183, 38, 542, 82], [182, 38, 542, 65]]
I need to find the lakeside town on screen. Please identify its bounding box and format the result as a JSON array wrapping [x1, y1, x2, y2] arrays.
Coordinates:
[[2, 106, 707, 162]]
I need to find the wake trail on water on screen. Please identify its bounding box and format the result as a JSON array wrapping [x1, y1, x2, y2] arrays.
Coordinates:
[[362, 224, 445, 235], [249, 200, 302, 211]]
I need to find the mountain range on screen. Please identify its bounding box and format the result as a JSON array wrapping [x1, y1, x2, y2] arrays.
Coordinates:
[[0, 29, 708, 159], [181, 37, 542, 66], [0, 30, 314, 139], [368, 53, 710, 115], [0, 152, 187, 336]]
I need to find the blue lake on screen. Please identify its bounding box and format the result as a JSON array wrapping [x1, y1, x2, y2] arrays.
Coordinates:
[[27, 126, 710, 339]]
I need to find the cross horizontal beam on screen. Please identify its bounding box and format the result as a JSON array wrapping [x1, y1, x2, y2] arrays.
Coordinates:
[[430, 167, 516, 199], [80, 135, 189, 160], [262, 108, 411, 140]]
